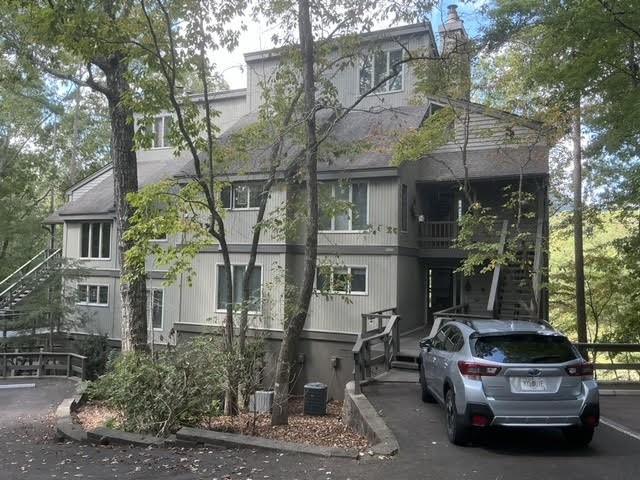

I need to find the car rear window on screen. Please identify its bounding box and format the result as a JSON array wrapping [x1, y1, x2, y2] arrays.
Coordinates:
[[473, 334, 577, 364]]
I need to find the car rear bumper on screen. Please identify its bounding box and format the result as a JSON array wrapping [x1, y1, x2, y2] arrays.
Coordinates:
[[460, 380, 599, 428]]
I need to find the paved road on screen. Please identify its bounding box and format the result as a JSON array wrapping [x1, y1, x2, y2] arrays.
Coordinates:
[[2, 379, 639, 480], [364, 382, 640, 480]]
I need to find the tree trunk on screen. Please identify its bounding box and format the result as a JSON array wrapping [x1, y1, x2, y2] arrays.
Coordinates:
[[572, 104, 588, 352], [104, 56, 148, 352], [271, 0, 319, 426]]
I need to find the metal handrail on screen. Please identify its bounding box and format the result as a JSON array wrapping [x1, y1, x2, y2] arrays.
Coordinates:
[[0, 249, 61, 298], [0, 250, 48, 290], [353, 311, 400, 394]]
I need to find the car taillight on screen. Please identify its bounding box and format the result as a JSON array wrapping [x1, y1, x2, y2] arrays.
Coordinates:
[[566, 362, 594, 379], [458, 361, 501, 380]]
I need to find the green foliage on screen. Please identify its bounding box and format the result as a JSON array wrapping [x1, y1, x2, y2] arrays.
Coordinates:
[[76, 334, 111, 381], [88, 338, 226, 436], [392, 106, 456, 165], [550, 211, 640, 344]]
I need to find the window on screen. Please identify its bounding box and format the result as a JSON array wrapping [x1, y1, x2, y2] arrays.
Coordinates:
[[319, 182, 368, 231], [316, 266, 367, 295], [80, 222, 111, 259], [147, 288, 164, 330], [152, 115, 173, 148], [401, 184, 408, 232], [444, 326, 464, 352], [473, 334, 578, 364], [216, 265, 262, 312], [359, 49, 404, 95], [77, 284, 109, 306], [221, 184, 262, 210]]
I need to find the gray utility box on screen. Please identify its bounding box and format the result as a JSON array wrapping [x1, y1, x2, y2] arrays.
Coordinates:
[[303, 382, 328, 415], [249, 390, 274, 413]]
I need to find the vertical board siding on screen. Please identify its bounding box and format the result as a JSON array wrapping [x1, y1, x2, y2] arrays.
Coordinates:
[[307, 254, 397, 334], [64, 221, 118, 270], [316, 178, 399, 247], [222, 183, 287, 244], [179, 252, 287, 331]]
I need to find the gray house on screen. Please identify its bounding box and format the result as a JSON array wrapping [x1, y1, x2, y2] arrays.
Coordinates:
[[33, 9, 549, 398]]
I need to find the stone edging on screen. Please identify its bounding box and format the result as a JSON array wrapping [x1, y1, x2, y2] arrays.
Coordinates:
[[55, 381, 88, 443], [176, 427, 359, 458], [55, 389, 358, 458], [341, 381, 399, 456]]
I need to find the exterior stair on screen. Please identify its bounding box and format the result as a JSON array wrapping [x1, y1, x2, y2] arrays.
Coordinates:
[[497, 248, 535, 320], [0, 249, 62, 320]]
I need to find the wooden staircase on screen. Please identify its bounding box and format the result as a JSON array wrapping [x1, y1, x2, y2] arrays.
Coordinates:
[[0, 249, 62, 323]]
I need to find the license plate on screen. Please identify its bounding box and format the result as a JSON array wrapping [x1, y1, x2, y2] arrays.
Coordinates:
[[519, 377, 547, 391]]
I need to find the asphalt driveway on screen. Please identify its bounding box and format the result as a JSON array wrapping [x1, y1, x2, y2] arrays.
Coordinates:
[[1, 378, 639, 480], [364, 382, 640, 480]]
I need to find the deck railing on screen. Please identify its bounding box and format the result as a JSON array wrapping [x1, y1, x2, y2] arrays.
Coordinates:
[[1, 350, 86, 380], [353, 308, 400, 394], [419, 221, 458, 249], [574, 343, 640, 381]]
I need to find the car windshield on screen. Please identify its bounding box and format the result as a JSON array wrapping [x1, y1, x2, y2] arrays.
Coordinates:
[[473, 334, 577, 364]]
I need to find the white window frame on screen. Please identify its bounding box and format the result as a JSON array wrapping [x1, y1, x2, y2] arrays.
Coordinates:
[[315, 265, 368, 296], [148, 288, 164, 331], [79, 222, 111, 260], [400, 184, 409, 233], [215, 263, 263, 314], [151, 115, 173, 149], [319, 181, 369, 233], [222, 184, 262, 211], [359, 48, 405, 95], [76, 283, 109, 307]]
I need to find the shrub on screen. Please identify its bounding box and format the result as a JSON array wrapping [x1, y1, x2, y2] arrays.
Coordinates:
[[76, 334, 110, 380], [88, 337, 225, 435]]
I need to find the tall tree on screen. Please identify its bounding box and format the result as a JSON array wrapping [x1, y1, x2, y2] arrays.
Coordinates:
[[1, 0, 148, 351], [482, 0, 640, 340]]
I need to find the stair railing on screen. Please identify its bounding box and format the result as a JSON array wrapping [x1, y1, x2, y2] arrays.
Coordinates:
[[353, 310, 400, 394], [487, 220, 509, 318], [0, 250, 49, 292], [0, 249, 62, 309], [530, 214, 545, 318]]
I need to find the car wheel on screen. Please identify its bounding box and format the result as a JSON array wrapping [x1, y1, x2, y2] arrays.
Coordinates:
[[445, 388, 470, 446], [419, 364, 436, 403], [563, 426, 594, 447]]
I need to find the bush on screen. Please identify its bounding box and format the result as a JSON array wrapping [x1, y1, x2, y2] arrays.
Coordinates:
[[88, 337, 225, 435], [76, 334, 110, 380]]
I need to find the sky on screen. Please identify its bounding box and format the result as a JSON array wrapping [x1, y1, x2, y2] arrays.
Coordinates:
[[215, 2, 488, 90]]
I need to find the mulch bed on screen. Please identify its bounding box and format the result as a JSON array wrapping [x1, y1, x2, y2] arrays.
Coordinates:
[[206, 399, 368, 451], [74, 399, 368, 451]]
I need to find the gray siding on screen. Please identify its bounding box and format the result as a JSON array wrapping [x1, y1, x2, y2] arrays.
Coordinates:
[[64, 221, 118, 270], [306, 254, 397, 334]]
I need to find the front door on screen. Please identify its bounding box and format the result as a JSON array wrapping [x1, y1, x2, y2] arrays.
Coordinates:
[[427, 268, 454, 324]]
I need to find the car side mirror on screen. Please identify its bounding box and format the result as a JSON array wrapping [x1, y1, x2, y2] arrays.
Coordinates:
[[419, 338, 432, 349]]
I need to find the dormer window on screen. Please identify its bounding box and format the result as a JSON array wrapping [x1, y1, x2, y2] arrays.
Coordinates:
[[153, 115, 173, 148], [359, 49, 404, 95]]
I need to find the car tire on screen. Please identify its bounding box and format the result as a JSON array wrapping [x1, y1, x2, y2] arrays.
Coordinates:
[[419, 364, 436, 403], [562, 425, 595, 447], [445, 388, 470, 446]]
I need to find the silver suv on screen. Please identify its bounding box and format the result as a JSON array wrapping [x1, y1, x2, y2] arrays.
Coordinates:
[[418, 319, 599, 446]]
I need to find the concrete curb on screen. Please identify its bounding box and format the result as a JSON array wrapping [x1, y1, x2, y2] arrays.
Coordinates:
[[176, 427, 359, 458], [55, 381, 88, 443], [55, 389, 359, 458], [342, 381, 399, 456], [600, 389, 640, 396]]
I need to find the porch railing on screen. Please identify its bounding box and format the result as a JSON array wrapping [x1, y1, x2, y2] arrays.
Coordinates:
[[1, 350, 86, 380], [353, 308, 400, 394], [418, 221, 458, 249]]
